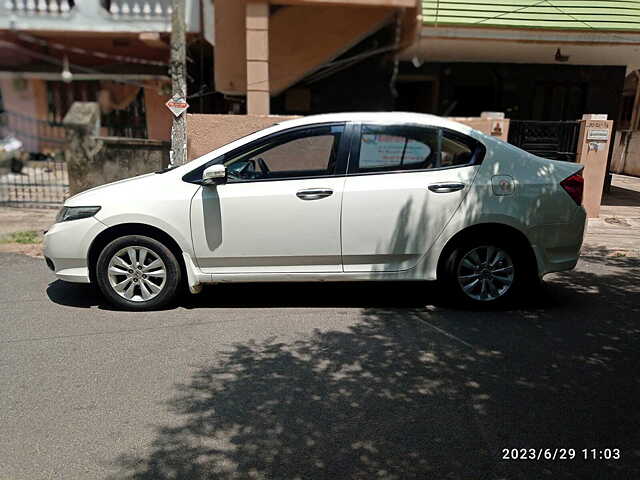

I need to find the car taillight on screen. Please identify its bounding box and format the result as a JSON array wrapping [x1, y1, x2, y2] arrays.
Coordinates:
[[560, 172, 584, 206]]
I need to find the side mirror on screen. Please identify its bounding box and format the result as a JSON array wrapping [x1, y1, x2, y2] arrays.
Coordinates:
[[202, 164, 226, 185]]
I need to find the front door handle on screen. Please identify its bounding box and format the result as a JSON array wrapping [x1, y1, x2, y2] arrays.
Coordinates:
[[296, 188, 333, 200], [428, 183, 465, 193]]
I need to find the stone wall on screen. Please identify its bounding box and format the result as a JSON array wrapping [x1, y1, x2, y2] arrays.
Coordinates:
[[187, 113, 299, 161], [67, 137, 170, 195], [64, 102, 169, 195], [447, 117, 510, 142], [186, 114, 509, 161]]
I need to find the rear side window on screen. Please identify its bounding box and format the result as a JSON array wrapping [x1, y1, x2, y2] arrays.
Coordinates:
[[441, 133, 475, 167], [352, 124, 484, 174], [356, 125, 440, 173]]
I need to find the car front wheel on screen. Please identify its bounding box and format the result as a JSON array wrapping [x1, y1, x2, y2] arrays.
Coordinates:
[[96, 235, 182, 310], [443, 240, 524, 306]]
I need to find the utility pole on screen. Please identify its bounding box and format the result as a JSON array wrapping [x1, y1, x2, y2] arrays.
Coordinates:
[[169, 0, 187, 165]]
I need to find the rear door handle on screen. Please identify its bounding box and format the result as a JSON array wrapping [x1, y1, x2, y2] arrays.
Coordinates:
[[296, 188, 333, 200], [428, 183, 465, 193]]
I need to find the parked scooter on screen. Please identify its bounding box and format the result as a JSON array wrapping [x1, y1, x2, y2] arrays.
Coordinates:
[[0, 135, 24, 174]]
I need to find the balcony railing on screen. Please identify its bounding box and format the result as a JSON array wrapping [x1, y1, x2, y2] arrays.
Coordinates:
[[0, 0, 202, 33], [101, 1, 171, 19], [4, 0, 75, 16]]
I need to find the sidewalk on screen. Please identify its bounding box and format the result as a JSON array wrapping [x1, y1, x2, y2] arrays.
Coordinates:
[[0, 207, 57, 237], [583, 173, 640, 255]]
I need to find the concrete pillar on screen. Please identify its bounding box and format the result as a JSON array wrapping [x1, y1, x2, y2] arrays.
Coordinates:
[[576, 114, 614, 218], [246, 0, 270, 115], [62, 102, 103, 195]]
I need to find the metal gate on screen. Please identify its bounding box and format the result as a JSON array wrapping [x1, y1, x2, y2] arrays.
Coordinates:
[[0, 111, 69, 208], [508, 120, 581, 162], [0, 158, 68, 208]]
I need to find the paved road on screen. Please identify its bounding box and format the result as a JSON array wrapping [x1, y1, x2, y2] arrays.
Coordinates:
[[1, 251, 639, 479]]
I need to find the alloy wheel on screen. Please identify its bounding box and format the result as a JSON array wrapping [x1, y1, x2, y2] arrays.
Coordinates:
[[107, 246, 167, 302], [456, 245, 515, 302]]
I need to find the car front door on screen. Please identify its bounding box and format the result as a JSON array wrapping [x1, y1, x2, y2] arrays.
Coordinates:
[[189, 123, 350, 274], [341, 123, 484, 272]]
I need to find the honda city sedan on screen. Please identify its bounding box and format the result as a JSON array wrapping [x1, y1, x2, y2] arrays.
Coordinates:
[[44, 113, 587, 310]]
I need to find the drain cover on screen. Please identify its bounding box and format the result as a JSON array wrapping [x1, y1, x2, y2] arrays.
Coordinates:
[[604, 217, 631, 227]]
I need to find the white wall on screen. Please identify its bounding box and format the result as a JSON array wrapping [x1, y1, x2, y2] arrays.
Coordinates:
[[404, 26, 640, 68], [611, 131, 640, 177]]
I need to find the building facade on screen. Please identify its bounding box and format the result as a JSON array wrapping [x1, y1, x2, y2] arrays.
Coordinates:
[[212, 0, 420, 115], [0, 0, 214, 152], [208, 1, 640, 122], [3, 0, 640, 163], [393, 1, 640, 122]]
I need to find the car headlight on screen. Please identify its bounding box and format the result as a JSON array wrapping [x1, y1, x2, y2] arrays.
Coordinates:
[[56, 206, 101, 223]]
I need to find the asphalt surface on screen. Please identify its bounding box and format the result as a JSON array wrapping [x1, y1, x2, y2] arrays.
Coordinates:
[[1, 250, 639, 479]]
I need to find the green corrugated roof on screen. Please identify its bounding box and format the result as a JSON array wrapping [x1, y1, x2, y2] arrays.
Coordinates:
[[422, 1, 640, 30]]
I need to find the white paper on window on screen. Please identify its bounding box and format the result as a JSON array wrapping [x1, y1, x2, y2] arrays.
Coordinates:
[[360, 134, 431, 169]]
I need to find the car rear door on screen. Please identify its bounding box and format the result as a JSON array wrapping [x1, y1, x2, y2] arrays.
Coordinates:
[[340, 122, 484, 272]]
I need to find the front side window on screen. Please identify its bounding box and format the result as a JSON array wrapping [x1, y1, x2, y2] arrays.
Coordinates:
[[225, 124, 344, 182], [352, 124, 483, 174]]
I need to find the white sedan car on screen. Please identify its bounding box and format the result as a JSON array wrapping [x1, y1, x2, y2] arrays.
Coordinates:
[[44, 113, 587, 310]]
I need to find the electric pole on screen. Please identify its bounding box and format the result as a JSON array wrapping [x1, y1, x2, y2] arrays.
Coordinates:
[[170, 0, 187, 165]]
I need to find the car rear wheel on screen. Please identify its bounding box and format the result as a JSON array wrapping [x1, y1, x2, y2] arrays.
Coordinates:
[[442, 239, 525, 307], [96, 235, 181, 310]]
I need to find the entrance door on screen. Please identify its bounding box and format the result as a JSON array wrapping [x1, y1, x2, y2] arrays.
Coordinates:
[[190, 123, 349, 274], [341, 123, 483, 272]]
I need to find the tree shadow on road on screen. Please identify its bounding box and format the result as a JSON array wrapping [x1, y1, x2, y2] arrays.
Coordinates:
[[107, 251, 640, 480]]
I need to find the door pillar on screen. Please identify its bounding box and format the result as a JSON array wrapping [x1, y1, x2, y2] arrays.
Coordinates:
[[246, 0, 270, 114]]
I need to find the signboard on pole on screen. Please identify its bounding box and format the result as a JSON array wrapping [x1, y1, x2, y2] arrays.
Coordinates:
[[165, 95, 189, 117]]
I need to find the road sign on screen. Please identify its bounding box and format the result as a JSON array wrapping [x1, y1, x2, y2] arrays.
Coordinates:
[[165, 95, 189, 117]]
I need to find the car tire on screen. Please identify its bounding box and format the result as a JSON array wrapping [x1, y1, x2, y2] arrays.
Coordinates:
[[96, 235, 182, 311], [442, 238, 528, 307]]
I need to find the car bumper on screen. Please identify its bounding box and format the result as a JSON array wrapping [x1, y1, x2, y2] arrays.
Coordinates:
[[531, 206, 588, 278], [43, 216, 107, 284]]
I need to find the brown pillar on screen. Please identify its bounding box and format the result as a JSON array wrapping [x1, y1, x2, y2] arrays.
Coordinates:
[[144, 85, 172, 141], [576, 114, 614, 218], [246, 0, 270, 115]]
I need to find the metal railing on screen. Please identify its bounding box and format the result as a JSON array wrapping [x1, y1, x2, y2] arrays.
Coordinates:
[[508, 120, 581, 162], [0, 111, 69, 207], [0, 104, 152, 207], [101, 0, 172, 18], [3, 0, 75, 15], [1, 0, 201, 33], [0, 157, 69, 208]]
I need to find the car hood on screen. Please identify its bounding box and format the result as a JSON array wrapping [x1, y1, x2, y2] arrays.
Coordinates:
[[64, 173, 158, 207]]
